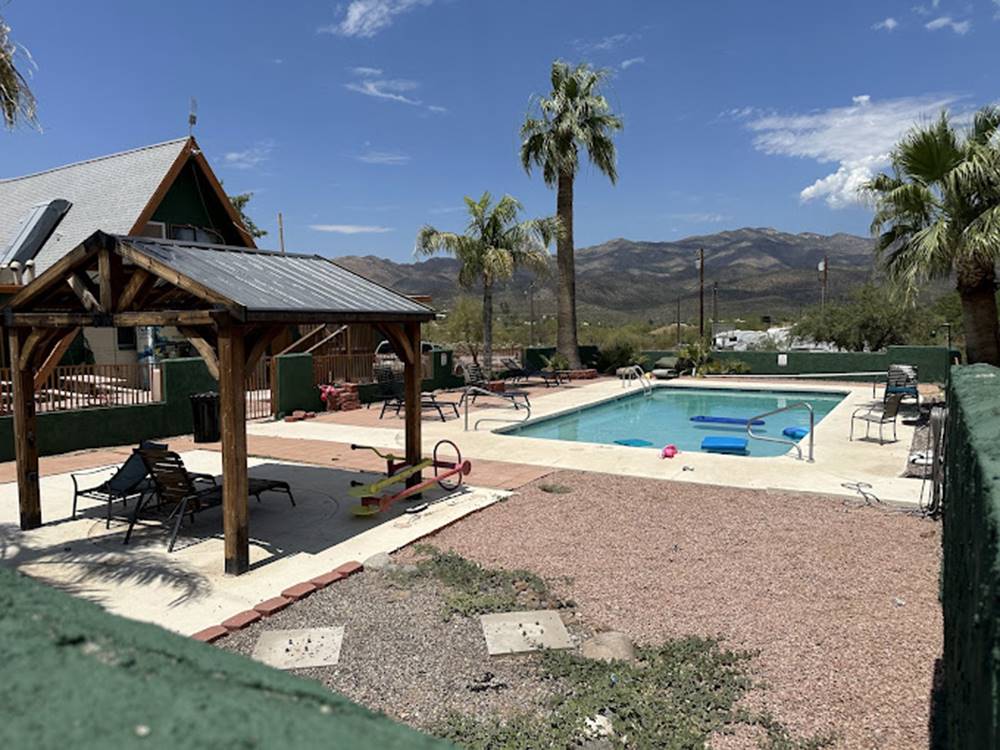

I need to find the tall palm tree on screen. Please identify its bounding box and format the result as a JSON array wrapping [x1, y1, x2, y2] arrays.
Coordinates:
[[417, 192, 557, 376], [865, 108, 1000, 364], [0, 15, 38, 130], [521, 61, 623, 369]]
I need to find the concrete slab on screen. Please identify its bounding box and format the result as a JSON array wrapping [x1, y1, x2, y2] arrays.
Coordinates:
[[252, 626, 345, 670], [480, 610, 573, 655]]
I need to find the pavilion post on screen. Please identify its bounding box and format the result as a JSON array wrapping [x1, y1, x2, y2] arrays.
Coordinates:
[[218, 321, 249, 575], [9, 328, 41, 530], [403, 321, 423, 489]]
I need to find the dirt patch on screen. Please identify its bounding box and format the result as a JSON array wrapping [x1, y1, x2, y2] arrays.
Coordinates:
[[404, 471, 941, 750]]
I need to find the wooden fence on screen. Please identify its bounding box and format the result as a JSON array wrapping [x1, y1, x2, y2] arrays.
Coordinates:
[[313, 353, 375, 386], [0, 362, 159, 415], [246, 357, 272, 419]]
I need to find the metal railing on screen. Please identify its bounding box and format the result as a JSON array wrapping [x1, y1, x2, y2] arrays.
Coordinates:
[[620, 365, 653, 395], [463, 386, 532, 431], [246, 357, 272, 419], [746, 401, 815, 462], [313, 353, 375, 385], [0, 362, 159, 415]]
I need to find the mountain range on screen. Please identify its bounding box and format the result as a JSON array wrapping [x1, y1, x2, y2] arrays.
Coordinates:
[[334, 227, 879, 323]]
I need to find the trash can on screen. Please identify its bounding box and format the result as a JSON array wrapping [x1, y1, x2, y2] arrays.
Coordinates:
[[189, 391, 220, 443]]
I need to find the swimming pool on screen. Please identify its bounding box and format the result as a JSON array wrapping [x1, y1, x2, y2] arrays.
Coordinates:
[[502, 386, 847, 457]]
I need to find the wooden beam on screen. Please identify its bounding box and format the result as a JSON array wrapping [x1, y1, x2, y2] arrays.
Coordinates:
[[117, 241, 243, 314], [245, 311, 435, 325], [276, 324, 325, 357], [9, 329, 41, 529], [116, 269, 152, 312], [116, 311, 219, 327], [177, 326, 220, 381], [17, 328, 50, 371], [403, 321, 422, 491], [218, 321, 249, 575], [33, 328, 79, 390], [245, 325, 284, 371], [98, 247, 123, 311], [66, 272, 103, 313], [305, 325, 348, 354], [381, 322, 415, 365], [6, 232, 110, 310], [5, 310, 221, 328]]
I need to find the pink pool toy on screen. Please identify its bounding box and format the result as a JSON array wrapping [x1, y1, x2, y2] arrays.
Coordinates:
[[661, 444, 678, 459]]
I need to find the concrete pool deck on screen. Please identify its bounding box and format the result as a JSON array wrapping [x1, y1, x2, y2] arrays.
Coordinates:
[[250, 377, 925, 506]]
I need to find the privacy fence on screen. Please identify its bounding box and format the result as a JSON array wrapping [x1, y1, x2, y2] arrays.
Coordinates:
[[935, 364, 1000, 748]]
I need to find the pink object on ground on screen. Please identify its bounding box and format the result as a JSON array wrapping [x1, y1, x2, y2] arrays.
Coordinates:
[[661, 444, 678, 459]]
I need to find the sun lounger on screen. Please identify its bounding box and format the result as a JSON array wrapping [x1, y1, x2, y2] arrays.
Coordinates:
[[71, 440, 174, 527]]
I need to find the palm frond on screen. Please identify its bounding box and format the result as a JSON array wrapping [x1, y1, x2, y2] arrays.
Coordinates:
[[0, 17, 38, 130]]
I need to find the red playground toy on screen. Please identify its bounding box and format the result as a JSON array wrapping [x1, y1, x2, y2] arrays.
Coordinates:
[[347, 440, 472, 516]]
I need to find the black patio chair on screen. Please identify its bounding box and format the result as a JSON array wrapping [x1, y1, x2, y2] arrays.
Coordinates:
[[850, 393, 904, 444], [501, 357, 563, 387], [375, 363, 460, 422], [460, 362, 531, 409], [71, 440, 171, 528], [124, 448, 295, 552]]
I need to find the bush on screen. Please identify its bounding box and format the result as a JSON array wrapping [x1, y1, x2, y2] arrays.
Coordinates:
[[594, 340, 647, 374], [541, 352, 571, 371]]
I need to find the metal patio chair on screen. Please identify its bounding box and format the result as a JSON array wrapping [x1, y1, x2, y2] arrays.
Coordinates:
[[459, 363, 531, 409], [375, 365, 460, 422], [71, 440, 169, 527], [850, 393, 904, 444], [501, 357, 563, 387]]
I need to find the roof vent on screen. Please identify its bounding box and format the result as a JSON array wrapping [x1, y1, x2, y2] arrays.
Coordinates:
[[0, 198, 72, 268]]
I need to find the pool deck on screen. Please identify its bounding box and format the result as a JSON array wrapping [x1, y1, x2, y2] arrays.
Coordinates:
[[251, 377, 925, 506]]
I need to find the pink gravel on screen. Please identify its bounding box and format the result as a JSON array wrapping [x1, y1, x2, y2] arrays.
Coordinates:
[[406, 470, 941, 749]]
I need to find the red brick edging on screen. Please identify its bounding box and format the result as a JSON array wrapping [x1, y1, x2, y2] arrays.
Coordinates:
[[190, 560, 364, 644]]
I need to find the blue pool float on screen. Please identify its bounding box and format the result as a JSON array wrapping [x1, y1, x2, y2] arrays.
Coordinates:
[[691, 415, 765, 426], [614, 438, 654, 447], [701, 436, 749, 454], [782, 426, 809, 440]]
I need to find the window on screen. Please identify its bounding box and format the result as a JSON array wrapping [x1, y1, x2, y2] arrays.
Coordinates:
[[168, 225, 223, 244], [117, 327, 138, 351], [138, 221, 167, 239]]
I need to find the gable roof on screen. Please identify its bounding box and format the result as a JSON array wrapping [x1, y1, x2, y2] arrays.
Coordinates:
[[0, 137, 252, 276]]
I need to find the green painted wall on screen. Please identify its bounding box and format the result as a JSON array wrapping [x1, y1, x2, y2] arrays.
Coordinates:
[[935, 364, 1000, 749], [0, 566, 449, 749], [275, 354, 323, 415], [149, 160, 245, 246], [0, 358, 216, 461]]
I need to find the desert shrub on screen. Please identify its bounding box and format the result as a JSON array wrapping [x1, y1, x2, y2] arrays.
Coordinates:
[[594, 340, 647, 374], [541, 352, 571, 371]]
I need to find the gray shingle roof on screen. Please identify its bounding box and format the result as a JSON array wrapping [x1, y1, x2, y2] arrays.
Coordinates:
[[121, 236, 435, 319], [0, 139, 187, 274]]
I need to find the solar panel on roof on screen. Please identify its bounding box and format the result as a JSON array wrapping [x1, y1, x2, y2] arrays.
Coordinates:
[[0, 199, 72, 267]]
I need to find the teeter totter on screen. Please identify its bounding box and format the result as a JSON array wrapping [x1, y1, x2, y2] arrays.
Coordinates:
[[347, 440, 472, 517]]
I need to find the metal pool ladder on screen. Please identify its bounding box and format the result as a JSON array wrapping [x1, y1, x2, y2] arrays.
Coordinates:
[[745, 401, 814, 462], [620, 365, 653, 395]]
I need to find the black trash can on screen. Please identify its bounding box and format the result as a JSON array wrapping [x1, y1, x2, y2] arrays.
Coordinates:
[[190, 391, 221, 443]]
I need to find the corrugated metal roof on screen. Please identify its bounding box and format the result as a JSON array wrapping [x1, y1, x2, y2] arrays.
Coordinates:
[[121, 236, 435, 318], [0, 139, 188, 274]]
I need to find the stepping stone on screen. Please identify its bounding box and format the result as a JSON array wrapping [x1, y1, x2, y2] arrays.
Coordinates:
[[480, 610, 573, 656], [251, 627, 345, 670]]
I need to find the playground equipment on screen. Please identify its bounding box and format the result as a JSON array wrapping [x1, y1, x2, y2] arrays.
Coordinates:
[[347, 440, 472, 517]]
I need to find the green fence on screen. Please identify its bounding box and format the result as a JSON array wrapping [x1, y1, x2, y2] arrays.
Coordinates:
[[0, 566, 448, 749], [935, 364, 1000, 748]]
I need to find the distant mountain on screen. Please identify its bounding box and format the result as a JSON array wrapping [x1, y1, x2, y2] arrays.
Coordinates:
[[334, 227, 878, 322]]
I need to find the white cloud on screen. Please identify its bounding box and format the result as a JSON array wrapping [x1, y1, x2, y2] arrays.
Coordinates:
[[744, 93, 964, 208], [872, 17, 899, 31], [309, 224, 394, 234], [575, 32, 641, 53], [345, 77, 421, 105], [994, 0, 1000, 20], [355, 151, 411, 165], [670, 212, 730, 223], [925, 16, 971, 33], [351, 66, 383, 77], [318, 0, 432, 38], [222, 141, 273, 170], [620, 57, 645, 70], [426, 104, 448, 114]]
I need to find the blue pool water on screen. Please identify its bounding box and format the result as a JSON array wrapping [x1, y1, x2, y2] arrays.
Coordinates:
[[503, 387, 847, 457]]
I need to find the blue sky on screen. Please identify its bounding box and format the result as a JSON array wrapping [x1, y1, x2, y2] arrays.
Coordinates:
[[2, 0, 998, 261]]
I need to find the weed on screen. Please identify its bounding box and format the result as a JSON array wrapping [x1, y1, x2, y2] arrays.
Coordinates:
[[538, 482, 573, 494]]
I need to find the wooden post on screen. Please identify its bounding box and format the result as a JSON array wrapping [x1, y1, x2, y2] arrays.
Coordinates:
[[403, 321, 422, 489], [9, 328, 41, 529], [218, 321, 249, 575]]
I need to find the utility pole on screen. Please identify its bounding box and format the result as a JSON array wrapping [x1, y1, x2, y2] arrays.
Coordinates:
[[676, 296, 682, 347], [528, 283, 536, 345], [277, 212, 286, 255], [819, 254, 828, 310], [698, 248, 705, 341], [712, 281, 718, 340]]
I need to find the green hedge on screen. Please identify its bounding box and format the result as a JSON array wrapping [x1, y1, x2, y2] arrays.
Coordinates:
[[935, 364, 1000, 748]]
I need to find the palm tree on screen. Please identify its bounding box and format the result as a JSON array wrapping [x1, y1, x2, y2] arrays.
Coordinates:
[[0, 15, 38, 130], [417, 192, 557, 376], [865, 108, 1000, 364], [520, 61, 623, 369]]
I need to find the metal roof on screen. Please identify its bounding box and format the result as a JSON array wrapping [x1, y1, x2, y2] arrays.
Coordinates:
[[120, 236, 435, 319], [0, 139, 189, 274]]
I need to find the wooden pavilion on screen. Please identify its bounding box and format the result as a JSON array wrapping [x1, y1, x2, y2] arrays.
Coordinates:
[[2, 231, 436, 575]]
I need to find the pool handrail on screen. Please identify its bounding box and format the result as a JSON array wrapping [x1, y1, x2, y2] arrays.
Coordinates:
[[745, 401, 814, 462], [463, 385, 532, 431], [620, 365, 652, 395]]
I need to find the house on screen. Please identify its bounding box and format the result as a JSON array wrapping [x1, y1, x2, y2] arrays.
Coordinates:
[[0, 137, 257, 365]]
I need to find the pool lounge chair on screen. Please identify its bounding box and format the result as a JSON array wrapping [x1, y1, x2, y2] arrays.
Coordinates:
[[71, 440, 179, 527], [850, 393, 904, 444], [375, 364, 460, 422], [460, 362, 531, 409], [125, 448, 295, 552], [884, 364, 919, 406], [501, 358, 563, 387]]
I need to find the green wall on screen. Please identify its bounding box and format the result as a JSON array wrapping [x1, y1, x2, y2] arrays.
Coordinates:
[[0, 565, 448, 749], [935, 364, 1000, 749], [274, 354, 323, 414], [150, 160, 245, 246]]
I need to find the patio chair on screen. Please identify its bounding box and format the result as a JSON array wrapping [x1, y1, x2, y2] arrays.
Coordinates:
[[375, 365, 460, 422], [850, 393, 904, 444], [460, 362, 531, 409], [71, 440, 174, 528], [124, 448, 295, 552], [501, 357, 563, 387], [884, 364, 920, 406]]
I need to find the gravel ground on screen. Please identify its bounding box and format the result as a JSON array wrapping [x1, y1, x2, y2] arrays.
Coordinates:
[[405, 472, 942, 750], [221, 569, 579, 732]]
